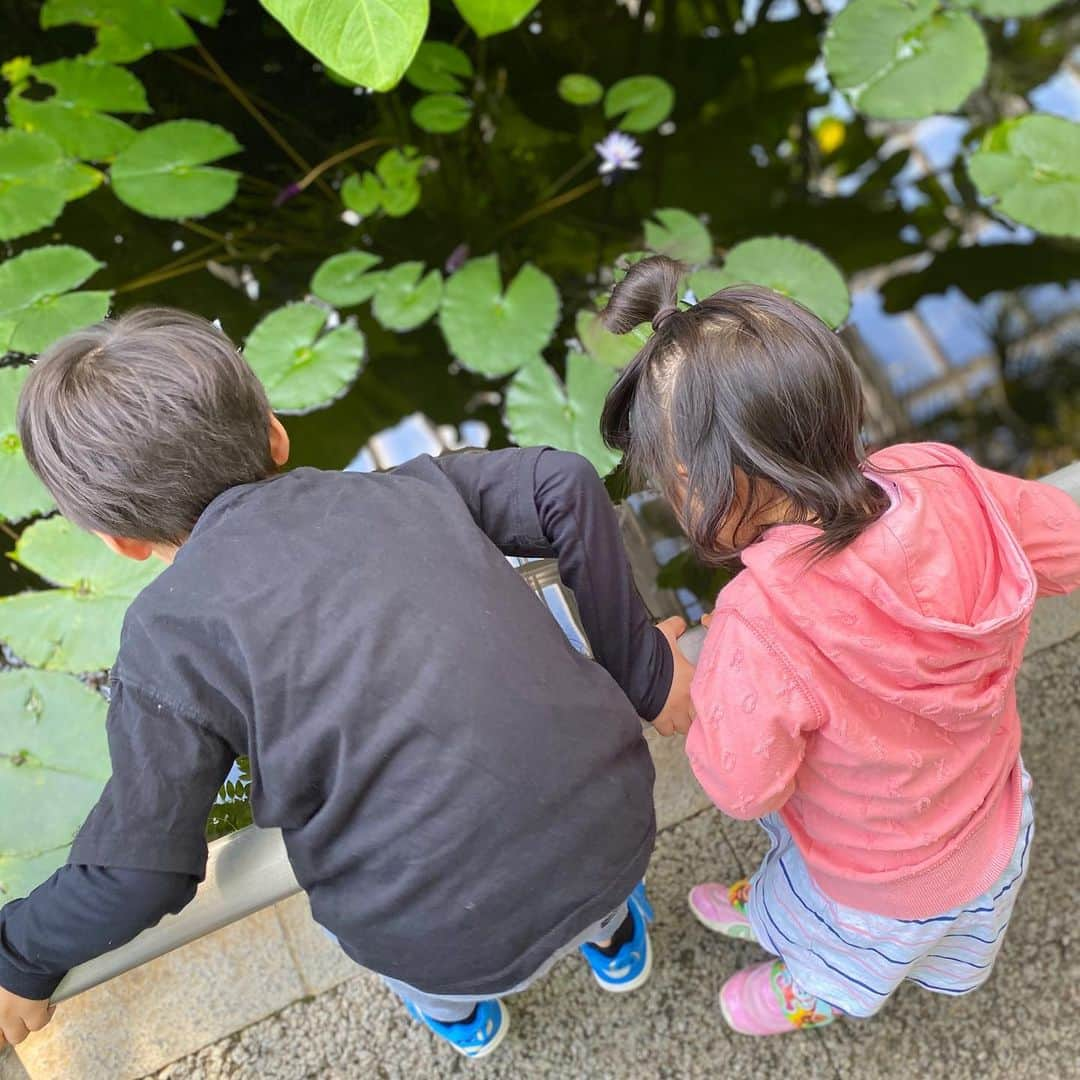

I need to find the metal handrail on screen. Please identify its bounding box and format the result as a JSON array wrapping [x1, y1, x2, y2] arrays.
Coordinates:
[[51, 461, 1080, 1003]]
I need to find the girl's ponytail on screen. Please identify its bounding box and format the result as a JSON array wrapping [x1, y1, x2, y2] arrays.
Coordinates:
[[601, 256, 684, 333], [600, 256, 684, 453]]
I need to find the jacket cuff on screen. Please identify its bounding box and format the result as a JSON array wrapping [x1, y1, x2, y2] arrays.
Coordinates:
[[0, 953, 63, 1002], [639, 624, 674, 722]]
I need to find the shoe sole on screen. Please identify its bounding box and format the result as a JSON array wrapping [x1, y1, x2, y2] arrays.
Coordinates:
[[688, 889, 758, 941], [590, 932, 653, 994], [455, 999, 509, 1059]]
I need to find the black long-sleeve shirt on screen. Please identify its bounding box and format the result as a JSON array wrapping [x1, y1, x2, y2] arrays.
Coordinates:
[[0, 448, 671, 1000]]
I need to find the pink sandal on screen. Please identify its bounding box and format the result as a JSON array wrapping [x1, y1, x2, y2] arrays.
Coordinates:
[[720, 960, 840, 1036]]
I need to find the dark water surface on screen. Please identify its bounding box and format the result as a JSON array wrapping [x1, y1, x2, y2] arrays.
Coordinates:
[[2, 1, 1078, 604]]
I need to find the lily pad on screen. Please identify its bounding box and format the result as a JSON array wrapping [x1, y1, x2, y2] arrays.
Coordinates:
[[110, 120, 241, 220], [244, 303, 366, 413], [439, 254, 561, 376], [0, 367, 55, 524], [310, 251, 383, 307], [824, 0, 988, 121], [968, 114, 1080, 240], [576, 309, 650, 369], [5, 58, 150, 161], [40, 0, 225, 63], [405, 42, 473, 93], [688, 237, 851, 328], [342, 147, 422, 218], [0, 669, 110, 900], [452, 0, 538, 37], [412, 93, 473, 134], [604, 75, 675, 133], [558, 74, 603, 107], [643, 208, 712, 264], [504, 352, 621, 476], [963, 0, 1061, 14], [260, 0, 427, 92], [372, 262, 443, 332], [0, 516, 162, 673], [0, 129, 103, 242], [0, 245, 112, 355]]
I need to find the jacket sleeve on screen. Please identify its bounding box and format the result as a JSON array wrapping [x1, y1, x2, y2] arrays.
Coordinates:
[[432, 447, 673, 721], [685, 611, 823, 820], [978, 466, 1080, 597], [0, 679, 234, 998], [0, 867, 197, 1000]]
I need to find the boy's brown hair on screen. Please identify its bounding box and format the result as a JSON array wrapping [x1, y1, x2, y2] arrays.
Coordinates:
[[18, 307, 274, 544]]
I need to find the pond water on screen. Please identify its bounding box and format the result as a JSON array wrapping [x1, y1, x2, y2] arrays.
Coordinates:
[[2, 0, 1078, 606]]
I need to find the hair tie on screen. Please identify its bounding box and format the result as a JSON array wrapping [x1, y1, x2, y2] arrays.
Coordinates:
[[651, 305, 679, 332]]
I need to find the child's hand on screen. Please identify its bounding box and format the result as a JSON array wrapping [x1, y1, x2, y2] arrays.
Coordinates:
[[0, 987, 54, 1048], [652, 616, 696, 737]]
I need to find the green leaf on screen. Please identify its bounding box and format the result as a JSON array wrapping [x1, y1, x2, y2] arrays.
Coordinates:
[[643, 208, 712, 264], [0, 669, 110, 900], [411, 93, 473, 134], [6, 58, 150, 161], [452, 0, 537, 37], [0, 367, 55, 524], [439, 255, 561, 376], [110, 120, 241, 219], [310, 251, 383, 307], [0, 517, 162, 672], [688, 236, 851, 329], [341, 148, 422, 218], [244, 303, 366, 413], [504, 352, 621, 476], [342, 172, 383, 217], [372, 262, 443, 331], [968, 114, 1080, 239], [603, 75, 675, 133], [0, 130, 103, 242], [824, 0, 988, 121], [40, 0, 225, 63], [405, 41, 473, 92], [259, 0, 428, 92], [558, 74, 603, 107], [0, 245, 111, 354], [961, 0, 1061, 15], [576, 309, 650, 369]]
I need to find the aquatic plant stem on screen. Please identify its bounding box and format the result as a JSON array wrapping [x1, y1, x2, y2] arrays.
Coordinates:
[[286, 137, 394, 198], [0, 521, 18, 542], [192, 37, 336, 202], [498, 176, 604, 237], [537, 153, 593, 203]]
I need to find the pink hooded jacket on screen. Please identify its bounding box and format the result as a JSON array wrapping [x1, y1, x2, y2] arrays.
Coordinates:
[[686, 442, 1080, 918]]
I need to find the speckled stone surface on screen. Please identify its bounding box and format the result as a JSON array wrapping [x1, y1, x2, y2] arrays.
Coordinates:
[[147, 634, 1080, 1080]]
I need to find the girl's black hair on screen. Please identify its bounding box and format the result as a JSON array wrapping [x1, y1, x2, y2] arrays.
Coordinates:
[[599, 255, 889, 565]]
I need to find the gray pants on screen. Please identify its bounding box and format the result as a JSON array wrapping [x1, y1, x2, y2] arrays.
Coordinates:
[[383, 900, 630, 1022]]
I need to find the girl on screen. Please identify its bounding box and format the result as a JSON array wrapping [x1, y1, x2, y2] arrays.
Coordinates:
[[599, 255, 1080, 1036]]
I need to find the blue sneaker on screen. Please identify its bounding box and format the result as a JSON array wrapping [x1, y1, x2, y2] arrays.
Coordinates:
[[579, 881, 655, 993], [403, 998, 509, 1058]]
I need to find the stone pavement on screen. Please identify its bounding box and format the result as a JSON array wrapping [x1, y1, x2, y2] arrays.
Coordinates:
[[152, 634, 1080, 1080]]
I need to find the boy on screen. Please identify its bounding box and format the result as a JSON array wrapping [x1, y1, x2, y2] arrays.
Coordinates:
[[0, 308, 693, 1057]]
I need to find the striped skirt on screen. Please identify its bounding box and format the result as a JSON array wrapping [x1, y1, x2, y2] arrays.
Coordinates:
[[746, 773, 1035, 1017]]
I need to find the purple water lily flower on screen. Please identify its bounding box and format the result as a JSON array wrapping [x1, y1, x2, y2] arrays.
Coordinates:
[[594, 131, 643, 177]]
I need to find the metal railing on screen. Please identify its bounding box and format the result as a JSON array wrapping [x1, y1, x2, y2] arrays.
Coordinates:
[[51, 461, 1080, 1003]]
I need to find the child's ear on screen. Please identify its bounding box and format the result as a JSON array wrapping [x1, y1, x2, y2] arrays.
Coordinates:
[[268, 413, 290, 467], [96, 533, 155, 561]]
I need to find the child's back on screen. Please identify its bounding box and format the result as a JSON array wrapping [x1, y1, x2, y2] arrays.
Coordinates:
[[688, 441, 1079, 918], [90, 457, 657, 993]]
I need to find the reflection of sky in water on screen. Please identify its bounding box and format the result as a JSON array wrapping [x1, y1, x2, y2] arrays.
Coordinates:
[[915, 290, 993, 367], [1029, 55, 1080, 122], [850, 290, 942, 396]]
